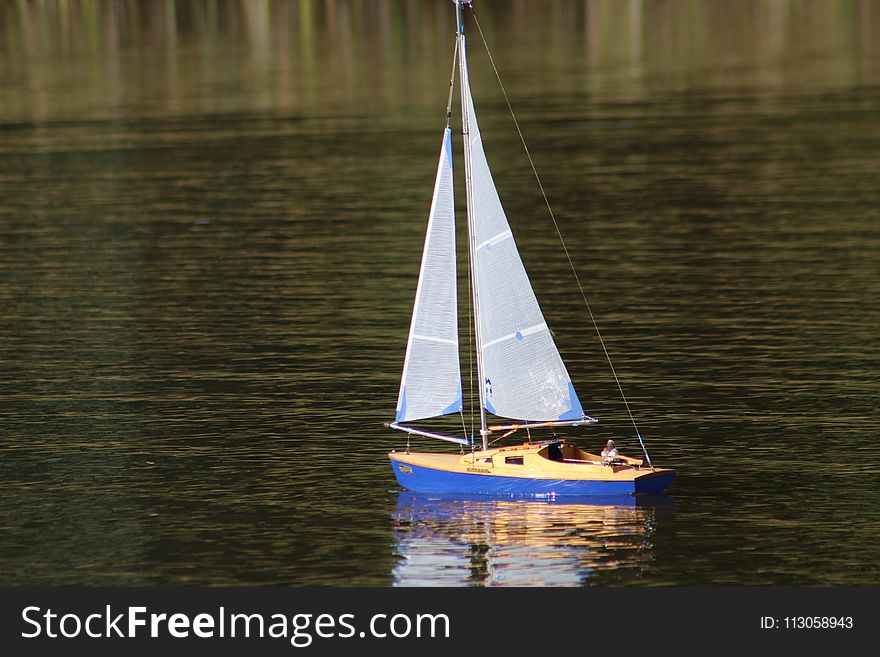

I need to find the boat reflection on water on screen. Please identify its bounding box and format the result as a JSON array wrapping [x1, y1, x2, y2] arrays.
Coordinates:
[[392, 491, 674, 586]]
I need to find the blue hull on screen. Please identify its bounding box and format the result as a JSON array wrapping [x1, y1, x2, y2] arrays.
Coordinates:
[[390, 459, 674, 498]]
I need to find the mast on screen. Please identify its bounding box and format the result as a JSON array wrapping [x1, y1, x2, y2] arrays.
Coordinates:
[[455, 0, 489, 452]]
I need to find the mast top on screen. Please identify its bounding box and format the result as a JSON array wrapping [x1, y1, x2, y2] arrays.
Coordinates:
[[454, 0, 473, 33]]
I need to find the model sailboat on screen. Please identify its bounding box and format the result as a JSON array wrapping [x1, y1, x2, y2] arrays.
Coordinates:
[[388, 1, 674, 497]]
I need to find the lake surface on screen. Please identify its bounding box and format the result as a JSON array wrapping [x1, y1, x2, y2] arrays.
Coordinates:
[[1, 0, 878, 586]]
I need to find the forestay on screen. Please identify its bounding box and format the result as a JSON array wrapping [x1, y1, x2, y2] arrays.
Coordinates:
[[395, 129, 463, 422], [461, 47, 584, 422]]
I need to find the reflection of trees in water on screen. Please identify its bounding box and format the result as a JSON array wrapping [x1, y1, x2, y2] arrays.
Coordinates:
[[3, 1, 878, 122], [392, 492, 673, 586]]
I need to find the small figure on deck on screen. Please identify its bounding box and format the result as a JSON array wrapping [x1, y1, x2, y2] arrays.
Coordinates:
[[601, 439, 619, 464]]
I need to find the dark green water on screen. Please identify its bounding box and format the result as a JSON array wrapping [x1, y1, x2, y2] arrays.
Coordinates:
[[1, 0, 878, 586]]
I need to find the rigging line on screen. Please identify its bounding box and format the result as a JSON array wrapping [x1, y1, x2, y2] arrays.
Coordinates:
[[449, 32, 476, 442], [446, 34, 475, 442], [448, 38, 472, 445], [471, 10, 654, 470], [446, 37, 459, 128], [465, 165, 476, 440], [488, 433, 505, 447]]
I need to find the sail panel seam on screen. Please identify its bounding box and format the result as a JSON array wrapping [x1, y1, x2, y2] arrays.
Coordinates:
[[412, 333, 457, 346], [476, 229, 512, 252], [482, 322, 548, 350]]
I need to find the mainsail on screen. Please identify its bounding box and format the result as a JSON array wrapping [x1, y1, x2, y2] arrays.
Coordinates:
[[395, 128, 463, 422], [461, 44, 584, 422]]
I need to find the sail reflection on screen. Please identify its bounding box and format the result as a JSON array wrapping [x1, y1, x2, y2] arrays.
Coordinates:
[[392, 491, 673, 586]]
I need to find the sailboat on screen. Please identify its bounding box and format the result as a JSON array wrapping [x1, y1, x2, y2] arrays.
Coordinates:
[[387, 1, 674, 497]]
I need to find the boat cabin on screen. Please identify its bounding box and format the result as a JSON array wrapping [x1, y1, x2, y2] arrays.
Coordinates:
[[460, 441, 644, 472]]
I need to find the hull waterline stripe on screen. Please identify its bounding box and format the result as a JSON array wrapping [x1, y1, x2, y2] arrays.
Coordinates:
[[390, 459, 675, 496]]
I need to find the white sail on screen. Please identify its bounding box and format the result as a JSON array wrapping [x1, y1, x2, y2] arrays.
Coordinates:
[[462, 49, 584, 422], [395, 128, 463, 423]]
